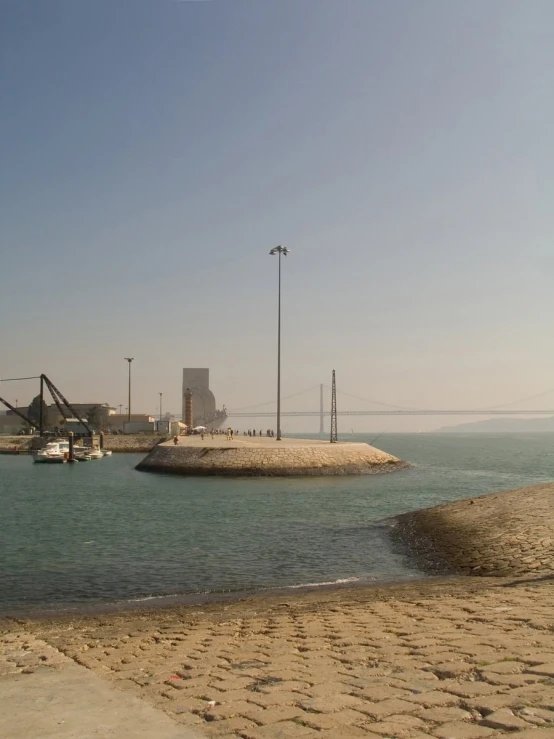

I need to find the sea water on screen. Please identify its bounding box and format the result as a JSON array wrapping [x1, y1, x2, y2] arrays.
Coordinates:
[[0, 433, 552, 614]]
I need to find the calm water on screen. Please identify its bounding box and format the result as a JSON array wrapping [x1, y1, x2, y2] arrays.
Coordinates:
[[1, 433, 553, 615]]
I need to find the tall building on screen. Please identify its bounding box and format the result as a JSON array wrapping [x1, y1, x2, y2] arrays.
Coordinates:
[[181, 368, 226, 428]]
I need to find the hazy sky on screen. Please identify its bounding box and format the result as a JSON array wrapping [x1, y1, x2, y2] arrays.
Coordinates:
[[2, 0, 554, 432]]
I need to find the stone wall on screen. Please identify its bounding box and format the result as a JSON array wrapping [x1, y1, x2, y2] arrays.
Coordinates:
[[0, 436, 32, 451], [395, 481, 554, 577], [136, 443, 408, 477], [0, 435, 165, 453], [102, 435, 166, 453]]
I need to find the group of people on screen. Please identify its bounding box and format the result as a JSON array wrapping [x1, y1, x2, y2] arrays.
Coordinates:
[[225, 428, 277, 439], [173, 427, 277, 444], [227, 428, 276, 440], [196, 428, 239, 441]]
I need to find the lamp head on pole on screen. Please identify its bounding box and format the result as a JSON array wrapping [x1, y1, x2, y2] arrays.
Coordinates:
[[124, 357, 134, 364], [269, 246, 290, 256]]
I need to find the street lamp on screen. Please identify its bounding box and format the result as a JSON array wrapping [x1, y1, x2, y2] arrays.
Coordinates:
[[269, 245, 290, 440], [124, 358, 134, 423], [159, 392, 163, 422]]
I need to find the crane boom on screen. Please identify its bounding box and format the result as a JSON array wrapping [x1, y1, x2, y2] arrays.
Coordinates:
[[41, 375, 92, 434], [0, 396, 35, 428]]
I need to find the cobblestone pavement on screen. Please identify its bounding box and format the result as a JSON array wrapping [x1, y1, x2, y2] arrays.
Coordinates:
[[4, 577, 554, 739], [396, 482, 554, 578], [161, 436, 390, 448], [0, 633, 72, 675]]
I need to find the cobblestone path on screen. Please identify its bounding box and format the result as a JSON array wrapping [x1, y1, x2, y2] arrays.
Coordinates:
[[4, 577, 554, 739]]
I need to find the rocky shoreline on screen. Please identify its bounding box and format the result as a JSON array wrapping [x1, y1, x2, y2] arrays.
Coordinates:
[[395, 480, 554, 578]]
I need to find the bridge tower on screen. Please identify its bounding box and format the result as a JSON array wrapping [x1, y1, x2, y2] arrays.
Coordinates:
[[330, 370, 338, 443], [319, 384, 324, 434]]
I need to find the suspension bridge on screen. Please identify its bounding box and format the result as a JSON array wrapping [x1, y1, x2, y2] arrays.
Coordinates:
[[225, 384, 554, 432]]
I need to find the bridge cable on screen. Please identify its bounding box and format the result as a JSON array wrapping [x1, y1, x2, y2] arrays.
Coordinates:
[[328, 385, 554, 413], [324, 385, 423, 411], [473, 386, 554, 411], [229, 385, 320, 412]]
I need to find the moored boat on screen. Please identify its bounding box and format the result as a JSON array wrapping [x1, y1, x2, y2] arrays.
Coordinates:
[[33, 440, 70, 464]]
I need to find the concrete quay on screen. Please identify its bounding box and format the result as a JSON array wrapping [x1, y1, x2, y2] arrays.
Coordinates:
[[395, 480, 554, 578], [136, 435, 409, 477], [0, 635, 204, 739]]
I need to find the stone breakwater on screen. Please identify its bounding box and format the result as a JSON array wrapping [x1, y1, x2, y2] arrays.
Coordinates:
[[136, 438, 408, 477], [395, 481, 554, 577]]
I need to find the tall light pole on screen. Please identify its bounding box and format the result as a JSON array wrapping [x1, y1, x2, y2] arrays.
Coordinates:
[[159, 392, 163, 422], [124, 358, 134, 423], [269, 245, 290, 440]]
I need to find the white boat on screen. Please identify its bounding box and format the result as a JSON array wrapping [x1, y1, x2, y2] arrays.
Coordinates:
[[102, 450, 112, 457], [87, 449, 103, 460], [33, 440, 70, 464]]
